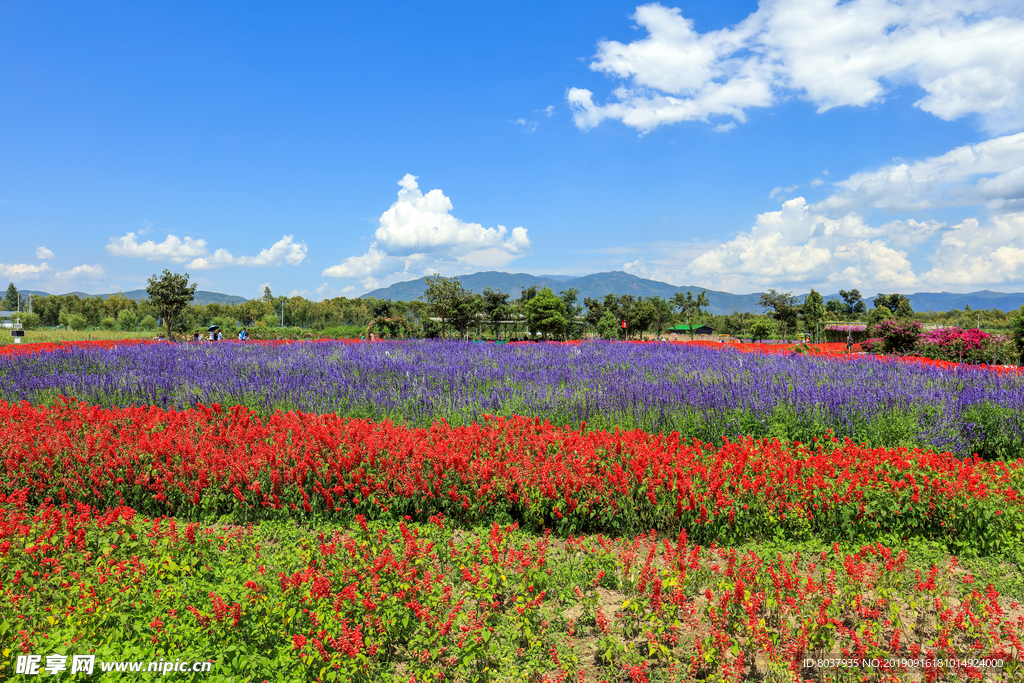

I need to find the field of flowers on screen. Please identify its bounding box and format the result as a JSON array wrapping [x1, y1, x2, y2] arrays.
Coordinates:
[[1, 339, 1023, 682], [2, 339, 1024, 459]]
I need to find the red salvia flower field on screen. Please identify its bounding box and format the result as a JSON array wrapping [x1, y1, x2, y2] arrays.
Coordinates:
[[1, 340, 1022, 682]]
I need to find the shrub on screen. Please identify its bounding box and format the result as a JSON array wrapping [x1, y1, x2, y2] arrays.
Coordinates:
[[916, 327, 1017, 365], [861, 337, 884, 354], [875, 318, 921, 353], [12, 312, 41, 330], [139, 315, 158, 331], [211, 316, 239, 339], [1011, 305, 1024, 359], [367, 316, 411, 339], [67, 313, 88, 331], [748, 317, 776, 342], [318, 325, 365, 339], [116, 309, 139, 331], [99, 317, 117, 330], [245, 327, 312, 341]]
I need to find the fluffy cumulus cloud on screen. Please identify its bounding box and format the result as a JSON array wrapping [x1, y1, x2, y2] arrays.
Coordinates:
[[687, 197, 919, 291], [570, 1, 1024, 133], [818, 132, 1024, 212], [106, 232, 209, 262], [55, 264, 106, 281], [36, 246, 55, 259], [921, 212, 1024, 286], [615, 126, 1024, 292], [323, 174, 531, 291], [0, 263, 51, 280], [106, 231, 307, 270], [187, 235, 307, 270]]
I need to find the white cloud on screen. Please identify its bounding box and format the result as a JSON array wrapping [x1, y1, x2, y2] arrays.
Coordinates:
[[323, 174, 531, 290], [570, 1, 1024, 133], [55, 264, 106, 281], [513, 118, 538, 133], [187, 235, 307, 270], [107, 232, 209, 262], [107, 231, 307, 270], [920, 212, 1024, 287], [818, 131, 1024, 212], [36, 246, 55, 259], [810, 178, 824, 187], [0, 263, 51, 280], [542, 105, 555, 117], [770, 184, 799, 199], [678, 197, 934, 291]]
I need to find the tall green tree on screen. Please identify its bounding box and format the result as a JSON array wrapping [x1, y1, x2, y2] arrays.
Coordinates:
[[524, 287, 568, 339], [758, 289, 799, 341], [145, 270, 198, 338], [839, 289, 866, 316], [671, 289, 709, 338], [421, 274, 470, 338], [4, 283, 21, 312], [559, 288, 583, 340], [646, 296, 674, 338], [583, 297, 605, 334], [482, 288, 511, 339], [449, 292, 481, 339], [874, 293, 914, 317], [801, 289, 827, 340]]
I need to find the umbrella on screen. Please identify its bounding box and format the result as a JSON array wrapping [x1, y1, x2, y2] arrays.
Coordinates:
[[207, 325, 220, 331]]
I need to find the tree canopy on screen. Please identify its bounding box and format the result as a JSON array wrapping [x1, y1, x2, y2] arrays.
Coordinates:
[[524, 287, 568, 338], [145, 270, 198, 338]]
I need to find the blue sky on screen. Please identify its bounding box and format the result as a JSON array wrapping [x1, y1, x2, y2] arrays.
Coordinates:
[[3, 0, 1024, 299]]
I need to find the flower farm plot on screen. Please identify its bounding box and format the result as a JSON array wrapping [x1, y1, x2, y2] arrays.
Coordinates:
[[1, 339, 1023, 682], [3, 338, 1024, 459]]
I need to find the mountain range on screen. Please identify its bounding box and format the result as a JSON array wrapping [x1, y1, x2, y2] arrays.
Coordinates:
[[363, 271, 1024, 315]]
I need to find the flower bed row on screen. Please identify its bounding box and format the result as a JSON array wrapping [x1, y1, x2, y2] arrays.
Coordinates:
[[4, 339, 1024, 459], [1, 400, 1021, 555], [1, 502, 1021, 682]]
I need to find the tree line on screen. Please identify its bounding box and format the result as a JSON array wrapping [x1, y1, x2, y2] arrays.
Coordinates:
[[4, 277, 1020, 341]]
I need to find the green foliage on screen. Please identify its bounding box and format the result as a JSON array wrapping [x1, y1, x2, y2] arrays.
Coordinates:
[[481, 287, 511, 339], [801, 289, 826, 337], [672, 290, 709, 337], [748, 316, 776, 342], [524, 287, 568, 338], [66, 313, 88, 330], [14, 311, 40, 330], [875, 292, 914, 317], [758, 289, 799, 341], [839, 288, 866, 315], [99, 316, 116, 330], [139, 315, 158, 331], [146, 270, 198, 340], [116, 308, 140, 331], [4, 282, 20, 312], [421, 274, 474, 339], [1012, 304, 1024, 359], [367, 316, 411, 339], [876, 318, 922, 353], [262, 312, 280, 328], [211, 316, 240, 338], [318, 325, 366, 339]]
